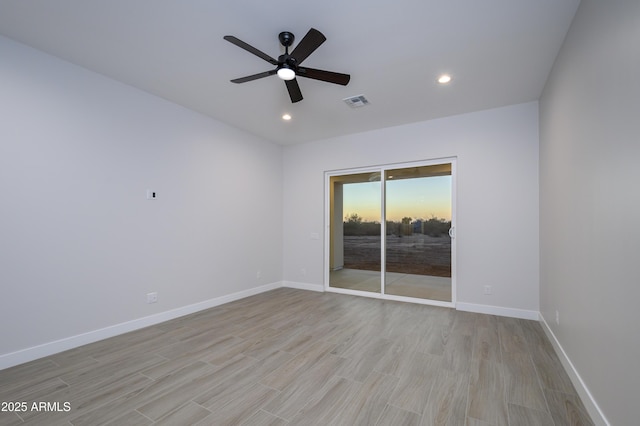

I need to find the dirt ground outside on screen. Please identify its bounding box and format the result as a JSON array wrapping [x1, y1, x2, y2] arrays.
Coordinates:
[[343, 234, 451, 277]]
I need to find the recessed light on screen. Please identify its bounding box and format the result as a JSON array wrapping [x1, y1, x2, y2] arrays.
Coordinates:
[[437, 74, 452, 84], [282, 113, 292, 121]]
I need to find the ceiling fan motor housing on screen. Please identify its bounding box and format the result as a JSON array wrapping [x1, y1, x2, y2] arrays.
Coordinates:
[[278, 31, 295, 48]]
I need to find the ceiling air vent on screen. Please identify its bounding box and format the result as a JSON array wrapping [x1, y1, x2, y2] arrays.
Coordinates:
[[343, 94, 370, 108]]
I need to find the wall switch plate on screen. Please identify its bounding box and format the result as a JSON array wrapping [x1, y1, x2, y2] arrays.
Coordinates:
[[483, 285, 492, 295], [146, 189, 157, 200], [147, 292, 158, 303]]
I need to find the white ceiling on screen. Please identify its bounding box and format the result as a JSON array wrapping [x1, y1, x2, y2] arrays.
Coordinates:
[[0, 0, 580, 145]]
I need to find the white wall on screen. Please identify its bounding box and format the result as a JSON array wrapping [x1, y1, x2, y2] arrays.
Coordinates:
[[0, 35, 283, 367], [539, 1, 640, 424], [282, 102, 540, 316]]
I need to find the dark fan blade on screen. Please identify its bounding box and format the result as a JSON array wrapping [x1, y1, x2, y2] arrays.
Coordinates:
[[297, 67, 350, 85], [224, 35, 278, 65], [230, 69, 277, 83], [290, 28, 326, 64], [285, 78, 303, 103]]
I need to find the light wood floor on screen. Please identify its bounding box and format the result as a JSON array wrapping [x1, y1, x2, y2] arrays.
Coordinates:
[[0, 288, 593, 425]]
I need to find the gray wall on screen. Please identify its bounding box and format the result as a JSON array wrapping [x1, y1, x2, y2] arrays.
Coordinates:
[[539, 1, 640, 424], [283, 102, 540, 315], [0, 35, 283, 364]]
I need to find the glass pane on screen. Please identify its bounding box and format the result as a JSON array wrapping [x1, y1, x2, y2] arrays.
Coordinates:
[[329, 172, 381, 293], [384, 164, 452, 301]]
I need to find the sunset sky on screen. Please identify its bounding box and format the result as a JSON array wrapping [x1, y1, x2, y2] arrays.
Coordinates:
[[342, 176, 451, 222]]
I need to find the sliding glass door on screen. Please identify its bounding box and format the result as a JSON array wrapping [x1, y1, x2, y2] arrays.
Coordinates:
[[327, 160, 455, 306], [329, 171, 381, 294], [384, 164, 452, 302]]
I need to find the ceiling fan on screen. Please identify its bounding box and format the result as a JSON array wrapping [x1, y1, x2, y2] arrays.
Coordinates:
[[223, 28, 350, 103]]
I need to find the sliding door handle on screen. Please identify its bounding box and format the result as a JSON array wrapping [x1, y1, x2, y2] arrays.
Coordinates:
[[448, 227, 455, 238]]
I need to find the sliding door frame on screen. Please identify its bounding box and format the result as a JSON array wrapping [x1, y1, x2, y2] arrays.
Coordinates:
[[324, 157, 457, 308]]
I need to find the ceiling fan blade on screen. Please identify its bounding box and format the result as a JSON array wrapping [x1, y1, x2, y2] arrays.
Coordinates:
[[297, 67, 351, 86], [285, 79, 303, 103], [224, 35, 278, 65], [230, 69, 277, 83], [290, 28, 326, 64]]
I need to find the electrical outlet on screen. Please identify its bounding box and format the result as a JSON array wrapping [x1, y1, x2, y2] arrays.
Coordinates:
[[256, 270, 261, 280], [301, 268, 306, 276], [555, 310, 560, 325], [483, 285, 492, 295], [147, 292, 158, 304], [146, 189, 157, 200]]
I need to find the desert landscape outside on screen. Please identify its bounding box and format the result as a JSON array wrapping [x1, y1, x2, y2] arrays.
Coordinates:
[[342, 215, 452, 277]]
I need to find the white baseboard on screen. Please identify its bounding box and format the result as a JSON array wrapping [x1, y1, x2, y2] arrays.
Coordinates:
[[539, 314, 609, 426], [456, 302, 539, 320], [0, 281, 281, 370], [281, 281, 325, 292]]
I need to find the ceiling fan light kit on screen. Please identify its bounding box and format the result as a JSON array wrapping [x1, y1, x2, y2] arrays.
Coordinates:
[[277, 64, 296, 81], [224, 28, 350, 103]]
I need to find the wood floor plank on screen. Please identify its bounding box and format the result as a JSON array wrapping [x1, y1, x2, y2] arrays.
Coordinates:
[[388, 352, 440, 414], [415, 322, 450, 356], [0, 412, 24, 426], [103, 410, 152, 426], [545, 389, 595, 426], [195, 350, 292, 411], [420, 369, 468, 426], [502, 352, 548, 412], [153, 401, 212, 426], [519, 319, 555, 354], [375, 334, 420, 377], [466, 417, 497, 426], [60, 352, 165, 387], [242, 327, 309, 360], [497, 317, 529, 356], [327, 370, 399, 425], [473, 323, 501, 364], [331, 324, 380, 358], [0, 376, 68, 404], [239, 409, 289, 426], [0, 357, 93, 400], [507, 403, 555, 426], [335, 337, 392, 382], [467, 358, 509, 426], [206, 383, 279, 425], [376, 404, 422, 426], [259, 340, 336, 391], [79, 326, 169, 361], [279, 331, 316, 354], [193, 355, 268, 408], [263, 354, 346, 420], [69, 360, 214, 425], [136, 365, 228, 421], [289, 376, 359, 425], [450, 311, 478, 337], [529, 343, 576, 394], [153, 330, 238, 360], [20, 373, 152, 423], [199, 336, 259, 365], [440, 333, 474, 375]]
